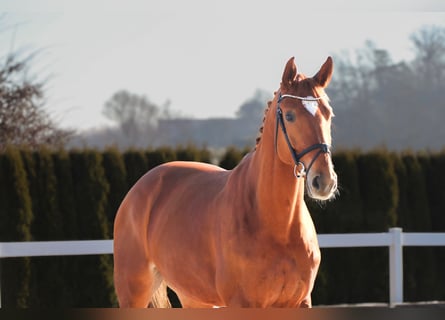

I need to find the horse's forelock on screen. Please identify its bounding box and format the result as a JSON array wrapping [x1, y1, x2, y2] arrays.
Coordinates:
[[296, 74, 306, 81]]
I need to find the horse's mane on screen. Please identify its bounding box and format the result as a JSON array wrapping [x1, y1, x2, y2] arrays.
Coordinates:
[[254, 99, 273, 150]]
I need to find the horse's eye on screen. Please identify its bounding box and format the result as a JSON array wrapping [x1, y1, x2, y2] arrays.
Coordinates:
[[285, 111, 296, 122]]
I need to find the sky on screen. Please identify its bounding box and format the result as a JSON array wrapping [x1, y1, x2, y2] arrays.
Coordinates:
[[1, 1, 445, 131]]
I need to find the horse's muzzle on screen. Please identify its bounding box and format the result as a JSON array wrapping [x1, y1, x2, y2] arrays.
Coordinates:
[[307, 171, 337, 201]]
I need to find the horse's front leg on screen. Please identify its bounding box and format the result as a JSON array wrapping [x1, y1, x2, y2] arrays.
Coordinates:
[[226, 296, 263, 307], [298, 295, 312, 308]]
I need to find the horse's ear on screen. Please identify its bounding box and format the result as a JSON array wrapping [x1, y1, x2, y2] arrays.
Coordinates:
[[313, 56, 333, 88], [282, 57, 297, 89]]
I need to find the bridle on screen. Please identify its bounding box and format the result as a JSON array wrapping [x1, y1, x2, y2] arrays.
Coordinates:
[[275, 92, 331, 178]]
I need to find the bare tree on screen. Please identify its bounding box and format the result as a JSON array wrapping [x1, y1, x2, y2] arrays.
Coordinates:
[[103, 90, 160, 146], [236, 89, 270, 120], [331, 27, 445, 151], [0, 53, 72, 151], [410, 25, 445, 88]]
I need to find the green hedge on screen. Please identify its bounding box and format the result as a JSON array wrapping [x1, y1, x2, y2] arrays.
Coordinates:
[[102, 147, 128, 236], [0, 148, 32, 307], [0, 146, 444, 307]]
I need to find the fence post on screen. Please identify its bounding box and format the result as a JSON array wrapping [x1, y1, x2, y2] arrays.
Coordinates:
[[389, 227, 403, 307]]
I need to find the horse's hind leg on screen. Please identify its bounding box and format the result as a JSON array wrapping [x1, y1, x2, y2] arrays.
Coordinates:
[[176, 294, 214, 308], [114, 212, 158, 307], [114, 247, 156, 307]]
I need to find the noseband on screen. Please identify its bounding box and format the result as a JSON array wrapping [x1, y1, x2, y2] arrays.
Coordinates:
[[275, 93, 331, 178]]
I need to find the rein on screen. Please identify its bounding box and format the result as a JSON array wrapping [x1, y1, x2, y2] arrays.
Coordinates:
[[275, 93, 331, 178]]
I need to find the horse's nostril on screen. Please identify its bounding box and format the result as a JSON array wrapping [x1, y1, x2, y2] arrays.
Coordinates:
[[312, 176, 320, 190]]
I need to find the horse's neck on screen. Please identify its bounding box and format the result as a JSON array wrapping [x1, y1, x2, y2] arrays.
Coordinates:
[[231, 128, 307, 243], [254, 140, 307, 240]]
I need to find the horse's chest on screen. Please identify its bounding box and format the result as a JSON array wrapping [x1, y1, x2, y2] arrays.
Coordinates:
[[264, 258, 302, 294], [230, 242, 320, 306], [260, 254, 313, 302]]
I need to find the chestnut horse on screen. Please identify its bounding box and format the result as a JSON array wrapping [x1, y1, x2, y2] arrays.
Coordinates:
[[113, 57, 337, 308]]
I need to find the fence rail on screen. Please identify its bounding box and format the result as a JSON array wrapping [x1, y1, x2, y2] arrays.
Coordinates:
[[318, 228, 445, 307], [1, 228, 445, 308], [0, 239, 113, 258]]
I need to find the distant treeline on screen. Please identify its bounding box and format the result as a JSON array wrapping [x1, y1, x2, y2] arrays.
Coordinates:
[[0, 146, 444, 307], [71, 26, 445, 151]]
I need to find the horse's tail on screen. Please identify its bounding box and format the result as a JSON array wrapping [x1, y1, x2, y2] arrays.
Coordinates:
[[149, 280, 172, 308]]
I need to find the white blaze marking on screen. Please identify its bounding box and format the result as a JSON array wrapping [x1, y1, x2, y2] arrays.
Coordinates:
[[301, 96, 318, 116]]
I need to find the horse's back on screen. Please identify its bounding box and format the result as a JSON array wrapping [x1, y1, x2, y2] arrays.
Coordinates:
[[137, 160, 228, 251], [115, 160, 228, 243], [134, 161, 228, 215]]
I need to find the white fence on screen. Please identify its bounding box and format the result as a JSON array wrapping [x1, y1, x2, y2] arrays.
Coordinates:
[[318, 228, 445, 307], [0, 227, 445, 308]]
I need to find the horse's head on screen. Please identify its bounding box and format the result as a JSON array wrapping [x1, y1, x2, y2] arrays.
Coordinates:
[[275, 57, 337, 200]]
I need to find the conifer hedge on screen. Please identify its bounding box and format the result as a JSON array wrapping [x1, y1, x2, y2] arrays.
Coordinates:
[[419, 152, 445, 301], [102, 147, 128, 236], [395, 154, 435, 301], [146, 147, 177, 170], [21, 149, 67, 307], [51, 150, 79, 305], [311, 151, 367, 304], [218, 146, 250, 170], [123, 149, 149, 187], [0, 148, 33, 307], [69, 150, 115, 306], [354, 152, 399, 302], [0, 146, 444, 306]]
